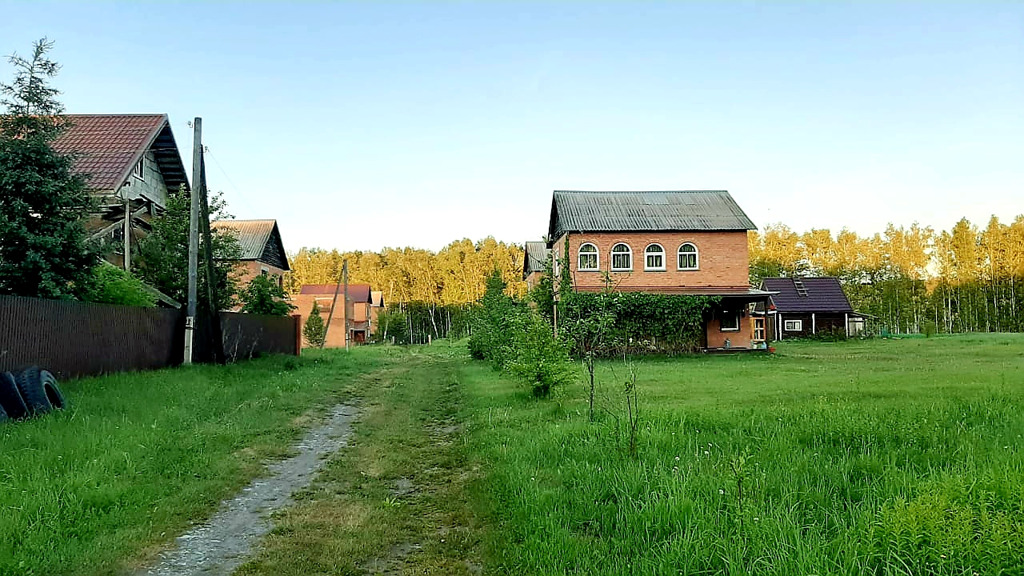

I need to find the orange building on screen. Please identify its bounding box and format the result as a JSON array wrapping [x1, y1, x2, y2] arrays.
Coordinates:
[[292, 284, 375, 347], [545, 190, 774, 351]]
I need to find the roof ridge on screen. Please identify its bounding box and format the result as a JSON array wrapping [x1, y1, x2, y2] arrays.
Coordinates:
[[554, 189, 728, 194]]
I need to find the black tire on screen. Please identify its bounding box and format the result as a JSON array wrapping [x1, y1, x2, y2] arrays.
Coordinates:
[[39, 370, 67, 411], [15, 366, 52, 416], [0, 403, 8, 424], [0, 371, 29, 420]]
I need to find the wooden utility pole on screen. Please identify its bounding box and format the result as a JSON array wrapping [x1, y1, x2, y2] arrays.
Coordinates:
[[198, 153, 224, 364], [322, 259, 346, 349], [343, 261, 350, 352], [123, 196, 131, 271], [184, 117, 202, 365]]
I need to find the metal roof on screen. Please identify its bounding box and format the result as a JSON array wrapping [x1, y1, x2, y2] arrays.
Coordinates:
[[51, 114, 189, 197], [211, 219, 289, 270], [523, 241, 549, 278], [761, 277, 854, 313], [548, 190, 756, 240], [299, 284, 373, 303]]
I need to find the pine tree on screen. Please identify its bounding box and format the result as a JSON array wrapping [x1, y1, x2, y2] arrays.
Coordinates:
[[303, 301, 326, 347], [0, 38, 97, 298]]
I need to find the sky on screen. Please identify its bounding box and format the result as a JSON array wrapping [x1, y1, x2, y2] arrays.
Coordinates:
[[1, 1, 1022, 252]]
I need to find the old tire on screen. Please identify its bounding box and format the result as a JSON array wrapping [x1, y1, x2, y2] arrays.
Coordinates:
[[0, 371, 29, 420], [15, 366, 52, 416], [0, 403, 8, 424], [39, 370, 67, 411]]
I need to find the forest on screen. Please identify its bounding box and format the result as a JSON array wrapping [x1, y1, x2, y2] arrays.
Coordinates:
[[284, 214, 1024, 337]]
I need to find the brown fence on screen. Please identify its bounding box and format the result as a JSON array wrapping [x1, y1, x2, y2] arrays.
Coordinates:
[[0, 295, 299, 379]]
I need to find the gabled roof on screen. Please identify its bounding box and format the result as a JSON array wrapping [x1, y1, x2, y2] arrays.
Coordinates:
[[371, 290, 385, 308], [548, 190, 756, 241], [211, 219, 290, 271], [523, 241, 549, 278], [299, 283, 373, 303], [761, 277, 854, 313], [51, 114, 189, 195]]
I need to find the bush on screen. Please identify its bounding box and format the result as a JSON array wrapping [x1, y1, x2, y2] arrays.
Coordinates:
[[83, 265, 157, 307], [303, 301, 326, 347], [239, 275, 294, 316]]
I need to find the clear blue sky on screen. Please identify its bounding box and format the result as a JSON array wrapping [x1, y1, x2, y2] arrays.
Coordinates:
[[2, 1, 1021, 251]]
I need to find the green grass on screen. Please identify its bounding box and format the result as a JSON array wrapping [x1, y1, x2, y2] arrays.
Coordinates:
[[236, 343, 485, 575], [461, 334, 1024, 575], [0, 349, 388, 576]]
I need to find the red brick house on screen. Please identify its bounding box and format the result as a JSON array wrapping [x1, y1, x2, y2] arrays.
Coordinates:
[[211, 219, 290, 288], [547, 190, 774, 350], [292, 284, 374, 347]]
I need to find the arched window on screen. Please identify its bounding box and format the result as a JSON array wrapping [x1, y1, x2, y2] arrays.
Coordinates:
[[678, 243, 699, 270], [611, 243, 632, 271], [578, 243, 599, 271], [644, 243, 665, 271]]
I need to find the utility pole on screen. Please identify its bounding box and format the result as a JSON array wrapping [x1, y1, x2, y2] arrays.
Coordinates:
[[322, 259, 345, 349], [184, 117, 201, 365], [343, 260, 350, 351], [123, 196, 131, 271], [198, 153, 224, 364]]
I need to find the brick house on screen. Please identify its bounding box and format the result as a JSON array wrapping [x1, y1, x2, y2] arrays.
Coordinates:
[[759, 277, 864, 339], [546, 190, 774, 350], [51, 114, 189, 270], [211, 219, 290, 288], [292, 284, 374, 347]]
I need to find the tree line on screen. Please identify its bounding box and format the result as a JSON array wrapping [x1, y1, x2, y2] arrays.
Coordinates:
[[749, 217, 1024, 334]]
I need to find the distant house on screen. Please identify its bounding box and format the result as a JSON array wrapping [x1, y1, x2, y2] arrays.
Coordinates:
[[522, 241, 549, 289], [759, 277, 863, 339], [52, 114, 189, 270], [545, 190, 775, 350], [371, 290, 386, 330], [211, 219, 290, 288], [292, 284, 374, 346]]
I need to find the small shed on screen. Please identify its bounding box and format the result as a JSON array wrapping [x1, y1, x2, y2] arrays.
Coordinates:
[[760, 277, 863, 339]]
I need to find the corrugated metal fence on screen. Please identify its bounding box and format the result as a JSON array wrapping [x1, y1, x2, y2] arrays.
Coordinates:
[[0, 295, 299, 379]]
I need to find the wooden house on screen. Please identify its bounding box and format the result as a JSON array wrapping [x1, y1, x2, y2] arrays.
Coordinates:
[[211, 219, 290, 288], [51, 114, 189, 270], [759, 277, 864, 339], [546, 190, 774, 350], [522, 241, 550, 289], [292, 284, 374, 346]]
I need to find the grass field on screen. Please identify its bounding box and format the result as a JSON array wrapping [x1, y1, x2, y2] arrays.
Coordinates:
[[461, 334, 1024, 575], [0, 349, 387, 576]]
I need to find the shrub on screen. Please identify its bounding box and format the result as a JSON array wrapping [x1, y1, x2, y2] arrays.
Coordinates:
[[303, 301, 326, 347], [239, 275, 294, 316], [83, 265, 157, 307]]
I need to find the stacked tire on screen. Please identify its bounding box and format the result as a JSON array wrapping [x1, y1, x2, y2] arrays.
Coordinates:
[[0, 366, 68, 423]]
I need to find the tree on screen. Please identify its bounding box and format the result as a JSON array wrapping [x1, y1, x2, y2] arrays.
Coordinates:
[[303, 301, 326, 347], [134, 186, 240, 310], [0, 38, 98, 299], [239, 275, 294, 316]]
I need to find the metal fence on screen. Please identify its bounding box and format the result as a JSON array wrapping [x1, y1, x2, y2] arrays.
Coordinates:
[[0, 295, 299, 379]]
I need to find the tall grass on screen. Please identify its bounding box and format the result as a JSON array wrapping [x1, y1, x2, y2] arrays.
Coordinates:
[[0, 349, 387, 575], [462, 334, 1024, 575]]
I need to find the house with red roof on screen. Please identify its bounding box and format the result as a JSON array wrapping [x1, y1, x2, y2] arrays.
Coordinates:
[[51, 114, 189, 270], [291, 283, 377, 346]]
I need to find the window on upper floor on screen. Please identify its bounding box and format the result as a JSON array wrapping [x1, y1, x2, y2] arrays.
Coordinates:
[[578, 243, 599, 271], [678, 243, 699, 270], [611, 243, 632, 271], [132, 158, 145, 180], [644, 243, 665, 271]]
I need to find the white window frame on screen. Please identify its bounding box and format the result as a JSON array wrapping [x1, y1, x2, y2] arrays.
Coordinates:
[[720, 311, 740, 332], [132, 158, 145, 180], [678, 243, 699, 270], [611, 243, 632, 271], [578, 243, 599, 271], [644, 243, 666, 271], [784, 319, 803, 332]]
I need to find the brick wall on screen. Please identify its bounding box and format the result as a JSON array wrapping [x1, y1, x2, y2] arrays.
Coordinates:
[[290, 293, 372, 348], [553, 231, 750, 290]]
